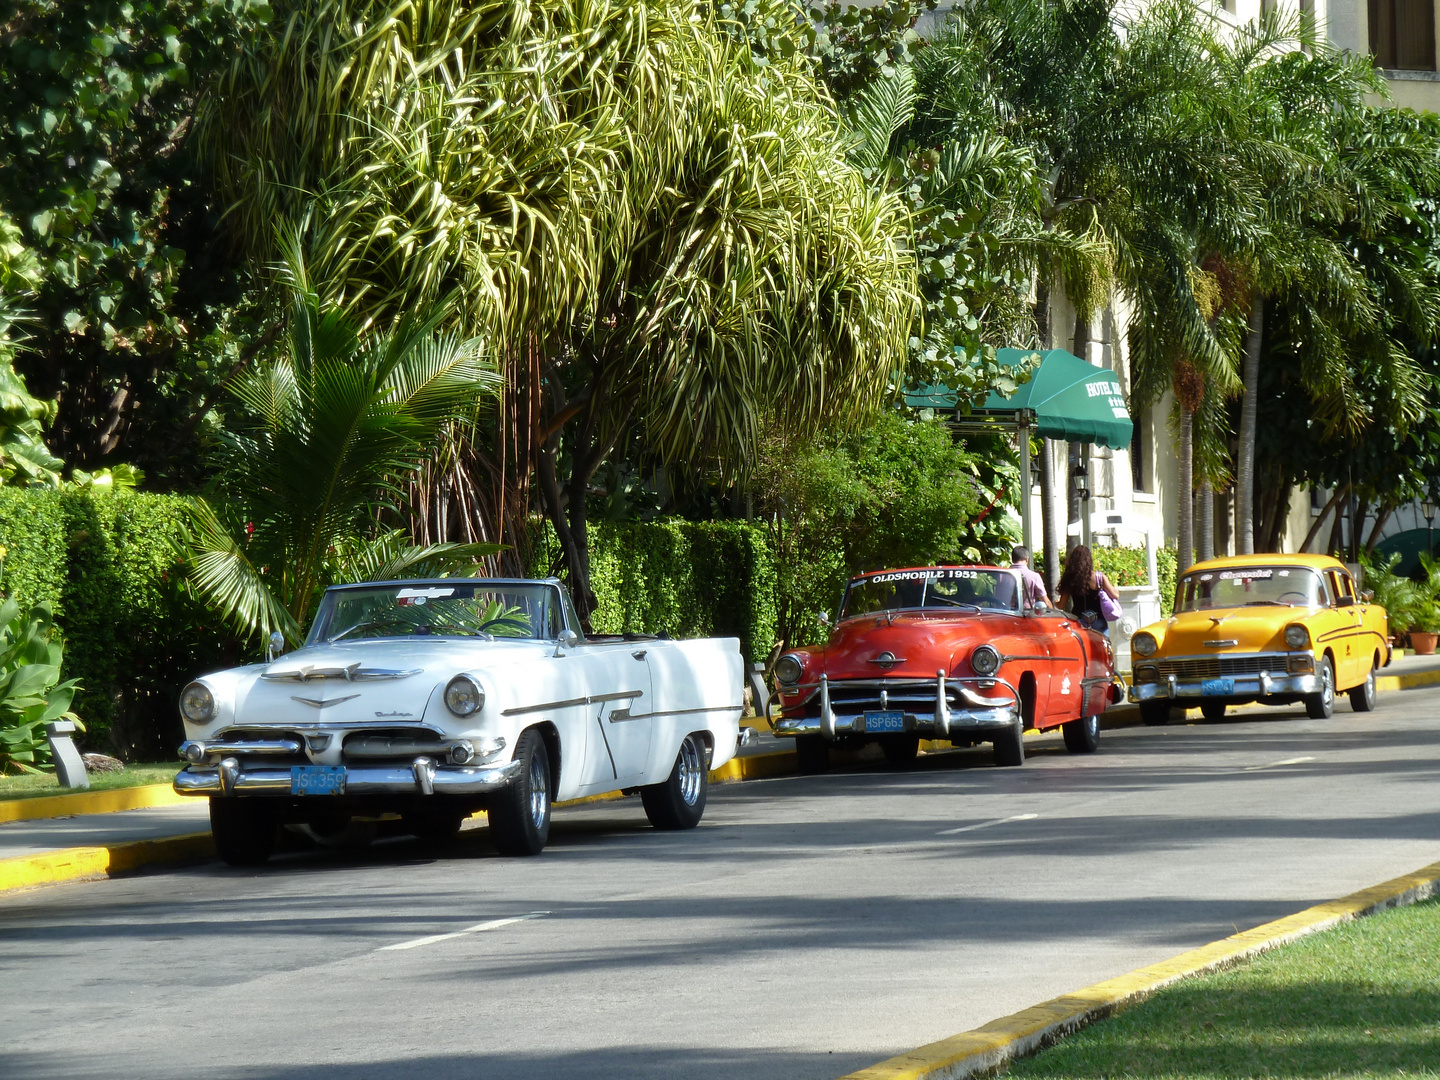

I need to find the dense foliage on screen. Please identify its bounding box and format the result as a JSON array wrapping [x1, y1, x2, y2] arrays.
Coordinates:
[[0, 0, 273, 478], [0, 598, 80, 774], [753, 412, 1005, 645], [0, 487, 228, 759], [186, 282, 503, 644]]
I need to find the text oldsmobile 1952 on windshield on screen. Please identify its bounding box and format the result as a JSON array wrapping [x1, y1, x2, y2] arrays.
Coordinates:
[[1128, 554, 1389, 723], [172, 578, 744, 865]]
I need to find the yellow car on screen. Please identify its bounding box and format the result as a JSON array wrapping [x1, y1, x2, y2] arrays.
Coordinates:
[[1129, 554, 1389, 723]]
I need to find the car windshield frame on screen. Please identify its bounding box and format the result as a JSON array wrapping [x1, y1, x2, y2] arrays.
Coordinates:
[[305, 580, 571, 646], [839, 568, 1023, 620], [1174, 565, 1326, 613]]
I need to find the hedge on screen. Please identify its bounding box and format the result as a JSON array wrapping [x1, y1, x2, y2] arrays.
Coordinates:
[[0, 489, 227, 759], [0, 487, 1177, 759], [541, 520, 779, 663]]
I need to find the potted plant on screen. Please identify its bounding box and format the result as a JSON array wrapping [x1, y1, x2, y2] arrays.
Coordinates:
[[1404, 553, 1440, 655]]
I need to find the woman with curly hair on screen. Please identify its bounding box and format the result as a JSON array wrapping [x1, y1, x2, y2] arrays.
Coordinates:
[[1056, 544, 1120, 633]]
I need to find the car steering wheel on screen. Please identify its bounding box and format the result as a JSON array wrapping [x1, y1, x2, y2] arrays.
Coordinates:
[[1277, 591, 1308, 603]]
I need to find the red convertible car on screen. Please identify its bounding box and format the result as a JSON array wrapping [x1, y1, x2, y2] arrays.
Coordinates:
[[770, 566, 1123, 772]]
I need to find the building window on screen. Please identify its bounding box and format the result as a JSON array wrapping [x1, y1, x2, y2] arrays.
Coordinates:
[[1371, 0, 1437, 71], [1130, 408, 1148, 493]]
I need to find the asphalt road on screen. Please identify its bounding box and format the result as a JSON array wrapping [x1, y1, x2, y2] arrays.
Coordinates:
[[4, 694, 1439, 1080]]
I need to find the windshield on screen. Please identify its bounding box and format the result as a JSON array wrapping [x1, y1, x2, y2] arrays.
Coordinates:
[[1176, 566, 1324, 612], [306, 581, 564, 645], [840, 568, 1021, 619]]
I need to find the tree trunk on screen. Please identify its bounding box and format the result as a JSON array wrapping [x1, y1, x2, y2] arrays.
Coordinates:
[[1265, 482, 1292, 553], [1039, 438, 1060, 597], [1198, 481, 1215, 562], [1035, 278, 1051, 348], [1300, 486, 1345, 553], [1216, 485, 1232, 558], [1326, 491, 1346, 557], [1177, 407, 1194, 574], [1349, 498, 1369, 564], [1365, 502, 1395, 555], [1237, 298, 1263, 554]]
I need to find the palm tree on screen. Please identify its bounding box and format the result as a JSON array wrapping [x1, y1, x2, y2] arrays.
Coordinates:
[[1208, 16, 1436, 552], [913, 0, 1254, 571], [184, 270, 502, 644], [199, 0, 918, 618]]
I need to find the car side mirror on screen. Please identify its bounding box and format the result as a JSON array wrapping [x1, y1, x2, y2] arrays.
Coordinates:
[[1361, 589, 1374, 604], [818, 611, 831, 625], [267, 630, 285, 662], [554, 628, 579, 657]]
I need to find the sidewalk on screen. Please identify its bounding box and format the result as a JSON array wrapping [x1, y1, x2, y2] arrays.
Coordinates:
[[6, 656, 1439, 895]]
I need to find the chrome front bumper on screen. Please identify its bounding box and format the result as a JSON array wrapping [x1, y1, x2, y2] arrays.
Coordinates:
[[1129, 671, 1321, 702], [174, 757, 523, 797], [771, 672, 1020, 741]]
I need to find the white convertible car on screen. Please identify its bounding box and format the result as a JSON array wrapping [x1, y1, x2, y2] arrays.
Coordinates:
[[173, 578, 745, 865]]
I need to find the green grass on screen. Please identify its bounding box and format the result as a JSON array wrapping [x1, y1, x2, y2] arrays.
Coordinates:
[[0, 763, 181, 801], [1007, 899, 1440, 1078]]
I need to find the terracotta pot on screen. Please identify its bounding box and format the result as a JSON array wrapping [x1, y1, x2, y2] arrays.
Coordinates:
[[1411, 631, 1438, 656]]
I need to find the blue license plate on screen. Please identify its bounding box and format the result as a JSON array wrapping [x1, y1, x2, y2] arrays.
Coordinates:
[[1200, 678, 1234, 697], [291, 766, 345, 795], [864, 710, 906, 733]]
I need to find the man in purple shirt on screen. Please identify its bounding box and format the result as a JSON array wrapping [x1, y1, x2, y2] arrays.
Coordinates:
[[1009, 545, 1051, 610]]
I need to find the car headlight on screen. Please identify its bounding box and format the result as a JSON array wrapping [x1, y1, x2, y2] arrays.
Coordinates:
[[1285, 624, 1310, 649], [774, 654, 804, 686], [179, 681, 215, 723], [444, 675, 485, 717], [969, 644, 1001, 676], [1132, 632, 1158, 658]]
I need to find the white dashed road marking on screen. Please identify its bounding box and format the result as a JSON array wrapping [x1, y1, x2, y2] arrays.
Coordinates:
[[379, 911, 550, 952], [1245, 755, 1316, 771], [937, 813, 1039, 836]]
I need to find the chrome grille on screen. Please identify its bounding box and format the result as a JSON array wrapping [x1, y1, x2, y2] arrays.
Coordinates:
[[809, 680, 960, 717], [1157, 654, 1286, 679]]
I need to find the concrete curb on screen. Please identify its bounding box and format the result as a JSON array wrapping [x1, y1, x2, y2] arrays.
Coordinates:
[[0, 832, 215, 894], [0, 783, 187, 824], [0, 751, 803, 895], [1377, 667, 1440, 693], [836, 857, 1440, 1080]]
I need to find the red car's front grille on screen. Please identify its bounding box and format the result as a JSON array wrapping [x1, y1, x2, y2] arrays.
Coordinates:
[[799, 679, 961, 717]]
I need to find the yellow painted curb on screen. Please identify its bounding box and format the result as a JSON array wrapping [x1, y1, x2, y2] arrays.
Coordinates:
[[0, 832, 215, 895], [0, 782, 187, 824], [1377, 668, 1440, 693], [837, 857, 1440, 1080]]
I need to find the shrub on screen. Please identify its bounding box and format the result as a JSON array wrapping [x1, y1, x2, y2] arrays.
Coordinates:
[[550, 520, 779, 663], [0, 488, 229, 759], [0, 598, 80, 774]]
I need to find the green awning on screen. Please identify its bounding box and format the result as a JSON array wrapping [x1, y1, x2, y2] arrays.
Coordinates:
[[905, 348, 1134, 449]]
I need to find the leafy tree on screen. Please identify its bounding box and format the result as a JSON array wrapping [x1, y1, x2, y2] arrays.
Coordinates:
[[753, 412, 996, 646], [0, 211, 64, 486], [1202, 20, 1439, 553], [0, 0, 274, 479], [200, 0, 917, 623], [184, 274, 503, 644]]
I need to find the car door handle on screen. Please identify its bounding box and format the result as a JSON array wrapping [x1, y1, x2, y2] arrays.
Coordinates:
[[632, 650, 647, 660]]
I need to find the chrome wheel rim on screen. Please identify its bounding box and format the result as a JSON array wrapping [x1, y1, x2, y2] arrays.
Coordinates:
[[1366, 667, 1376, 704], [1087, 716, 1098, 737], [1322, 661, 1334, 708], [677, 737, 704, 807], [528, 750, 548, 829]]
